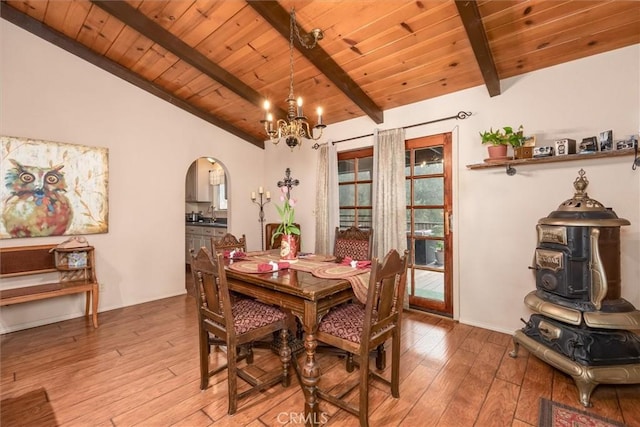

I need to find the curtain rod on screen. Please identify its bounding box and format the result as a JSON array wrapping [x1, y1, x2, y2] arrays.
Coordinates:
[[330, 110, 472, 145]]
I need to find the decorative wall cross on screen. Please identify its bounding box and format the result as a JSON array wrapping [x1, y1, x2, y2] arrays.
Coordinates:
[[277, 168, 300, 196]]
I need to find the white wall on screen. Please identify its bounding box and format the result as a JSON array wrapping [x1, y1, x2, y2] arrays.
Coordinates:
[[0, 20, 265, 332], [2, 17, 638, 336]]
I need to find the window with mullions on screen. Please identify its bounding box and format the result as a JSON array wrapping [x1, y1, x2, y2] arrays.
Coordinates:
[[337, 148, 373, 229]]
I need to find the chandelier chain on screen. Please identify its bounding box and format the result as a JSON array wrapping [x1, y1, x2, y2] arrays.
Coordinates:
[[288, 10, 295, 100], [259, 9, 326, 150], [291, 10, 320, 49]]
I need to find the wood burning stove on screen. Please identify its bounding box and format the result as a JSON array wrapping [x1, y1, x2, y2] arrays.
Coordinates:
[[510, 169, 640, 407]]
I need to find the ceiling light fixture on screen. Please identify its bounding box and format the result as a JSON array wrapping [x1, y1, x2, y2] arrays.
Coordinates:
[[261, 9, 326, 150]]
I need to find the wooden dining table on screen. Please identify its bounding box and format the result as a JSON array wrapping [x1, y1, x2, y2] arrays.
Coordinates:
[[224, 254, 356, 426]]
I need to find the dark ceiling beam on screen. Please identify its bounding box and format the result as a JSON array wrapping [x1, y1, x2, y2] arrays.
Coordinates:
[[249, 1, 384, 124], [455, 0, 501, 97], [91, 0, 287, 121], [1, 3, 264, 148]]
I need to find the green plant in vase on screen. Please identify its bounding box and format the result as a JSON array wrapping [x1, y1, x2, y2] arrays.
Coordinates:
[[480, 125, 525, 159], [272, 187, 301, 260]]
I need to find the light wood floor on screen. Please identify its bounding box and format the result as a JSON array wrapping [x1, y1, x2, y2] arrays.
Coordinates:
[[1, 294, 638, 426]]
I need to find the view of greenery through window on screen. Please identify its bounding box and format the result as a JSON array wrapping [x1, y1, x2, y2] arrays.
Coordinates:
[[406, 147, 445, 238], [337, 147, 444, 236], [338, 138, 449, 312], [338, 150, 373, 229]]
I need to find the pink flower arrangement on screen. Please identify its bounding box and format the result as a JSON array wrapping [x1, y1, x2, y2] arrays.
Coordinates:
[[271, 187, 301, 245]]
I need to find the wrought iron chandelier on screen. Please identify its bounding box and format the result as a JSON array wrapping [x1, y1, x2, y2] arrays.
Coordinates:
[[261, 9, 326, 149]]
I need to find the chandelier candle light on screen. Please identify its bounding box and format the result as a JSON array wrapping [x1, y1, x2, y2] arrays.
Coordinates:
[[251, 187, 271, 251], [260, 9, 326, 149]]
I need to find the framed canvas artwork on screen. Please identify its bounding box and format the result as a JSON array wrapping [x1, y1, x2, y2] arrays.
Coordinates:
[[1, 136, 109, 239]]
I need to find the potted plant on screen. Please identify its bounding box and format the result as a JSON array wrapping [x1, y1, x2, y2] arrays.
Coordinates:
[[480, 126, 525, 160], [272, 187, 301, 260], [434, 241, 444, 265]]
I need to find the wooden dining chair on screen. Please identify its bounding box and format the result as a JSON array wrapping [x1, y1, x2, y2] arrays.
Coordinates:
[[333, 226, 373, 261], [315, 249, 409, 427], [265, 223, 300, 250], [190, 247, 292, 415], [332, 226, 384, 371], [211, 233, 246, 253]]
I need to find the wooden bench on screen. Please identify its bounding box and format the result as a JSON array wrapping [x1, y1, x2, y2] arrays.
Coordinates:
[[0, 244, 99, 328]]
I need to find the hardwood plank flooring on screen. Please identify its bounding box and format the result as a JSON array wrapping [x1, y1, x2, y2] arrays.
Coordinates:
[[2, 294, 639, 426]]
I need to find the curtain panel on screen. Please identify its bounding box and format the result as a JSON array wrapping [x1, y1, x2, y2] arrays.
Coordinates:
[[372, 128, 408, 306], [314, 144, 339, 254]]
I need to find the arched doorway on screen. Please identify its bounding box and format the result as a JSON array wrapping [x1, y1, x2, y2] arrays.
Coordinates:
[[184, 157, 228, 293]]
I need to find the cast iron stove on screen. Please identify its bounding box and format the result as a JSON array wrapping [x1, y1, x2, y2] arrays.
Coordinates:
[[510, 169, 640, 407]]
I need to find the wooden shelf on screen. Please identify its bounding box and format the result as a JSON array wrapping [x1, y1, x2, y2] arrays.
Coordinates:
[[466, 148, 636, 170]]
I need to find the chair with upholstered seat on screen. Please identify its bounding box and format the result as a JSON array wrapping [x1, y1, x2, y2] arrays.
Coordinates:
[[332, 226, 380, 371], [190, 247, 291, 415], [333, 226, 373, 261], [211, 233, 246, 253], [315, 249, 409, 427]]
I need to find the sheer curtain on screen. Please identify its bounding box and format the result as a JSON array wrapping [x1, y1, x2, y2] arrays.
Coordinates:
[[372, 128, 408, 305], [315, 143, 339, 254]]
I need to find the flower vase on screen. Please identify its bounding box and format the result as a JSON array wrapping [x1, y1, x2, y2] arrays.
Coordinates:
[[280, 234, 298, 261]]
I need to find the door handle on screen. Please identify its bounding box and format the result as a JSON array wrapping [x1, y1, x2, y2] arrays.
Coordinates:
[[444, 211, 452, 235]]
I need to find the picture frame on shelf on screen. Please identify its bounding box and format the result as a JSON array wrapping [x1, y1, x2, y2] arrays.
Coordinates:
[[599, 130, 613, 152], [523, 135, 536, 147]]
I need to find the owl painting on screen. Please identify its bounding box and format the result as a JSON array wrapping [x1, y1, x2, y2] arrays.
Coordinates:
[[3, 159, 73, 237]]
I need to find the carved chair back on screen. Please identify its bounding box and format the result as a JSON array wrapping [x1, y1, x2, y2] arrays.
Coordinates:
[[211, 233, 247, 254], [333, 226, 373, 260]]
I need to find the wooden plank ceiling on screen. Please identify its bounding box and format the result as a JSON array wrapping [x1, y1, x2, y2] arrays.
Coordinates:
[[2, 0, 639, 148]]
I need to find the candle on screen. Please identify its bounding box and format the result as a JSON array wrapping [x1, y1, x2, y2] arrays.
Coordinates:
[[317, 106, 323, 125], [259, 186, 263, 194], [263, 100, 270, 121], [266, 191, 271, 199], [267, 113, 273, 131], [297, 97, 303, 117], [251, 191, 256, 200]]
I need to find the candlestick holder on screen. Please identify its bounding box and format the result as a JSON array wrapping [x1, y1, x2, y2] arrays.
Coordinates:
[[251, 189, 271, 250]]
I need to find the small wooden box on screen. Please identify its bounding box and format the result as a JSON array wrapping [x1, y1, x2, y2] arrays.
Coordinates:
[[514, 146, 534, 159]]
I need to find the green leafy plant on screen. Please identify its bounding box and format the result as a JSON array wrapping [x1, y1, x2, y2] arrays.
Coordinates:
[[480, 126, 525, 147], [435, 241, 444, 251], [271, 187, 301, 245]]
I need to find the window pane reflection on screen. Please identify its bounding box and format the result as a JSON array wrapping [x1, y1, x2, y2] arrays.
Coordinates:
[[358, 157, 373, 180], [338, 159, 355, 182], [414, 209, 444, 237], [339, 184, 355, 206], [414, 147, 443, 175], [414, 177, 443, 205], [340, 208, 355, 228], [358, 183, 371, 205]]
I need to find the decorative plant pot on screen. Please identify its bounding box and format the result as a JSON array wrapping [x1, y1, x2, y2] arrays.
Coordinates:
[[280, 234, 298, 261], [487, 144, 508, 159], [435, 250, 445, 265]]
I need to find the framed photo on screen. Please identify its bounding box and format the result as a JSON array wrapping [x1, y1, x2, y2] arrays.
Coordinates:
[[0, 136, 109, 239], [599, 130, 613, 151], [523, 135, 536, 147]]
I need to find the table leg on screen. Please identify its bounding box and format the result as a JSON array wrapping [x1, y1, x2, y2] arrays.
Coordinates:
[[301, 330, 320, 427]]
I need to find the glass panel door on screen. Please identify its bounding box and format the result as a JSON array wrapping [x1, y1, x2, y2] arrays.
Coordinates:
[[405, 134, 452, 316]]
